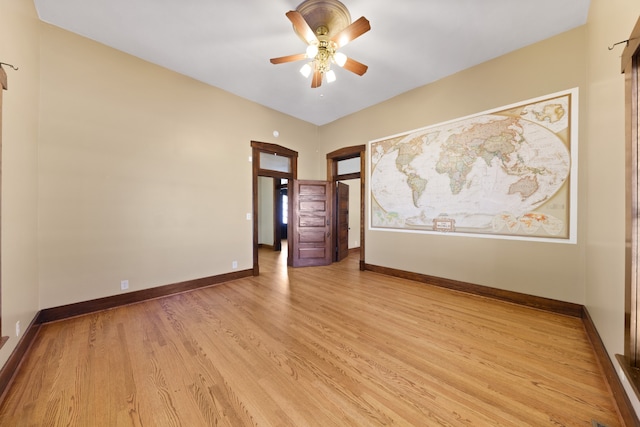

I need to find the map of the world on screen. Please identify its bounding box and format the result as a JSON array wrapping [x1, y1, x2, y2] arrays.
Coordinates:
[[369, 89, 577, 242]]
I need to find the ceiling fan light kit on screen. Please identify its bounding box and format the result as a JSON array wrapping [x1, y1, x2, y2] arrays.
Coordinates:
[[270, 0, 370, 88]]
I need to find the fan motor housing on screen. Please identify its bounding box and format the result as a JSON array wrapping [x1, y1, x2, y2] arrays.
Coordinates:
[[295, 0, 352, 39]]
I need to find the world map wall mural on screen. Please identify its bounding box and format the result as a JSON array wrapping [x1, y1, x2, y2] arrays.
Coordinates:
[[369, 88, 578, 243]]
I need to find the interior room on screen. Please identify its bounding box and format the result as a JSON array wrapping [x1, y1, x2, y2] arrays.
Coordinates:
[[1, 0, 640, 425]]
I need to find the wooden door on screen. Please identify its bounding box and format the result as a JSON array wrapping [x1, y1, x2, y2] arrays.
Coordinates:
[[290, 180, 332, 267], [335, 182, 350, 262]]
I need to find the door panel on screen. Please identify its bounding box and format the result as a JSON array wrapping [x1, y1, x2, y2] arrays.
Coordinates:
[[290, 180, 332, 267], [336, 182, 350, 262]]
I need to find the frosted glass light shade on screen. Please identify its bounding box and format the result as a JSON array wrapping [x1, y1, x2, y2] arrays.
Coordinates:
[[300, 63, 312, 78], [326, 70, 336, 83], [306, 45, 319, 58], [334, 52, 347, 67]]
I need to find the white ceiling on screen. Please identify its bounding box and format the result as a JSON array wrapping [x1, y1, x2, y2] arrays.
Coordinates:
[[33, 0, 591, 126]]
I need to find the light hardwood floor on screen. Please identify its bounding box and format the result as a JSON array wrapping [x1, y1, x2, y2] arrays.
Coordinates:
[[0, 247, 623, 426]]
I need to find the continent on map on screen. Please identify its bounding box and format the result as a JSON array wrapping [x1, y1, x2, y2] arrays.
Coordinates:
[[508, 175, 539, 200], [435, 116, 522, 195], [395, 138, 428, 207], [395, 137, 424, 171], [406, 173, 427, 206], [532, 104, 565, 123]]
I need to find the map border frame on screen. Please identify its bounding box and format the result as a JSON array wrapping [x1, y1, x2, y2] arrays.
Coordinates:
[[368, 87, 579, 244]]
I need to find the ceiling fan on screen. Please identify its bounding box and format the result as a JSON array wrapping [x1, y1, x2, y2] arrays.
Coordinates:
[[270, 0, 370, 88]]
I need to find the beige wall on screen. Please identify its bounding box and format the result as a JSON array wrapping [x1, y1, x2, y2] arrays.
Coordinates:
[[0, 0, 40, 369], [320, 26, 588, 303], [36, 24, 319, 308], [258, 176, 275, 246]]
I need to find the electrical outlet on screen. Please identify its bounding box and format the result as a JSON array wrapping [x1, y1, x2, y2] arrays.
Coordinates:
[[15, 321, 20, 337], [246, 213, 252, 220], [232, 261, 238, 269], [121, 279, 129, 290]]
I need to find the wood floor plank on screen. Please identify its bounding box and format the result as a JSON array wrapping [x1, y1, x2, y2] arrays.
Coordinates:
[[0, 247, 624, 426]]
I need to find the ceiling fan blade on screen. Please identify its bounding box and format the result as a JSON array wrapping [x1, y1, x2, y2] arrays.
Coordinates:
[[270, 53, 307, 64], [331, 16, 370, 48], [286, 10, 318, 45], [311, 70, 322, 88], [342, 57, 368, 76]]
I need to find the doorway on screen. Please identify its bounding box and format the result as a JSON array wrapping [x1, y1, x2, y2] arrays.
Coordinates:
[[275, 179, 288, 250], [251, 141, 298, 276], [257, 177, 288, 252], [326, 145, 366, 271], [251, 141, 365, 274]]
